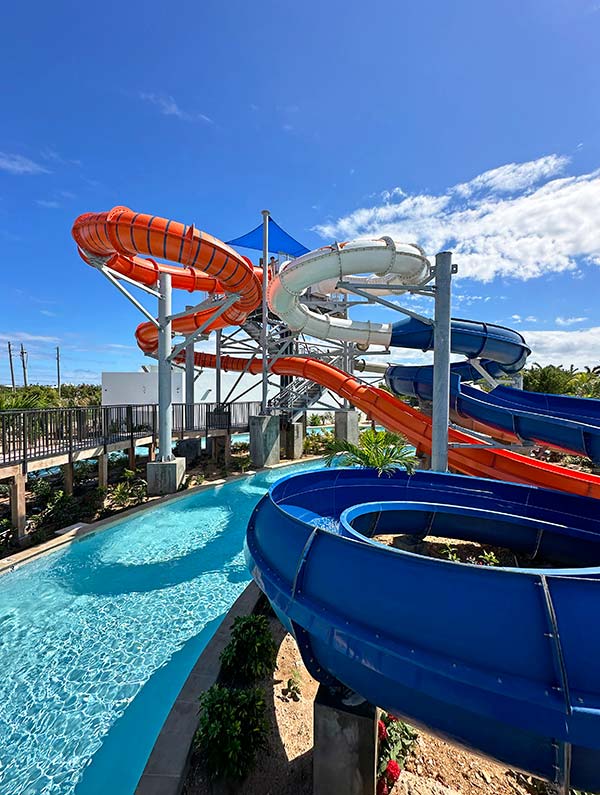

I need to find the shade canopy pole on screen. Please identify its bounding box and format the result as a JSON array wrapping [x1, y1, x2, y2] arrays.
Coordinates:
[[261, 209, 270, 414]]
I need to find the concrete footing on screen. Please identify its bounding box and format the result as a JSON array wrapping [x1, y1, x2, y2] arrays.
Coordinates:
[[281, 421, 304, 459], [249, 415, 280, 468], [147, 458, 186, 496], [210, 433, 231, 466], [313, 684, 378, 795], [334, 410, 360, 445]]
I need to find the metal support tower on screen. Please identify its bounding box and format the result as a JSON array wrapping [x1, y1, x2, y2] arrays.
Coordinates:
[[431, 251, 453, 472], [261, 209, 270, 413], [157, 272, 173, 461]]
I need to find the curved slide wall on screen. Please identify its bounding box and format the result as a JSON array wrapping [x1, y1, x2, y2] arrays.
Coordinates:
[[246, 467, 600, 791], [385, 322, 600, 462]]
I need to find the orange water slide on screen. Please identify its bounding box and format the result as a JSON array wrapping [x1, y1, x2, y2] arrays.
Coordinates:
[[72, 206, 263, 352], [72, 206, 600, 499], [192, 352, 600, 499]]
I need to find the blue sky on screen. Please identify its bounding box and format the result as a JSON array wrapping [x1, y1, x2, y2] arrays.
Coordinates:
[[1, 0, 599, 384]]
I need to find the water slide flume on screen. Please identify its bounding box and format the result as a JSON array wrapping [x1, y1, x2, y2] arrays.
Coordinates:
[[195, 351, 600, 498], [72, 206, 263, 351], [246, 467, 600, 791], [72, 207, 600, 497], [386, 356, 600, 463]]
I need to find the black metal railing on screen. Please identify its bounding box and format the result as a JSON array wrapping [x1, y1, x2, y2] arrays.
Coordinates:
[[0, 401, 261, 468]]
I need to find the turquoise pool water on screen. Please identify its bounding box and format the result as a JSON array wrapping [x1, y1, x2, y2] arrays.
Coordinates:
[[0, 460, 321, 795]]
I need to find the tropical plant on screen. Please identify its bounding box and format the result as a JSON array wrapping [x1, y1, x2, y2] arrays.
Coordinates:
[[194, 684, 269, 781], [523, 363, 580, 395], [220, 614, 278, 685], [303, 429, 335, 455], [325, 429, 417, 476], [308, 413, 324, 426]]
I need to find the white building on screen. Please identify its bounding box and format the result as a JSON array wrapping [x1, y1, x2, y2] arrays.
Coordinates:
[[101, 365, 280, 406]]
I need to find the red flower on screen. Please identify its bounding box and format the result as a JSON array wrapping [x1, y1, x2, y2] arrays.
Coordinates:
[[386, 713, 398, 722], [378, 719, 388, 742], [376, 778, 389, 795], [386, 759, 401, 783]]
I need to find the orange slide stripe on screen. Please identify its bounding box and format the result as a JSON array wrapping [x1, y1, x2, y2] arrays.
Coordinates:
[[72, 207, 263, 353], [191, 352, 600, 500]]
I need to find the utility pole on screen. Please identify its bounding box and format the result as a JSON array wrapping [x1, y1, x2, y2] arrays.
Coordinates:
[[7, 342, 15, 391], [56, 346, 61, 397], [19, 344, 28, 388]]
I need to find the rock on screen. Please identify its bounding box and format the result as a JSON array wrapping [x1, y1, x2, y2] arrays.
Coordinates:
[[394, 770, 461, 795]]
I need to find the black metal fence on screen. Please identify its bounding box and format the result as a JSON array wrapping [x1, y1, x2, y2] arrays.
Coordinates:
[[0, 402, 260, 468]]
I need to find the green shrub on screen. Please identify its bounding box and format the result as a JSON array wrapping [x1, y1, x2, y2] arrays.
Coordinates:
[[303, 429, 334, 455], [30, 477, 54, 508], [194, 684, 268, 781], [220, 614, 278, 685], [0, 518, 15, 551]]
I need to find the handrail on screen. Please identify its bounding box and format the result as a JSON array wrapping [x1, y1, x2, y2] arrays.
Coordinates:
[[0, 402, 261, 468]]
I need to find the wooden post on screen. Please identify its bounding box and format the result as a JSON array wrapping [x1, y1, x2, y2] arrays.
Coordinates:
[[128, 444, 136, 471], [61, 463, 74, 496], [98, 453, 109, 490], [10, 473, 26, 540]]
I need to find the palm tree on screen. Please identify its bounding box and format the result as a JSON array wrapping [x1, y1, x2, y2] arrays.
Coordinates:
[[324, 429, 417, 477]]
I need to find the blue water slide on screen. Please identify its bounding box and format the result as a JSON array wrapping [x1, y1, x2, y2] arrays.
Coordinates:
[[386, 316, 600, 462], [245, 467, 600, 791]]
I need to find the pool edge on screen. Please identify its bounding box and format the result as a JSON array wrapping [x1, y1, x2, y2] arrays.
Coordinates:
[[134, 581, 262, 795], [0, 456, 323, 577]]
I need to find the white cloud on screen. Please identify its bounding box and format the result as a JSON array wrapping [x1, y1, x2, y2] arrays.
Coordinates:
[[454, 154, 568, 196], [511, 314, 522, 323], [35, 199, 61, 209], [139, 93, 213, 124], [0, 152, 49, 175], [0, 332, 60, 343], [40, 310, 57, 317], [524, 326, 600, 369], [525, 315, 538, 322], [314, 154, 600, 282], [555, 315, 588, 326]]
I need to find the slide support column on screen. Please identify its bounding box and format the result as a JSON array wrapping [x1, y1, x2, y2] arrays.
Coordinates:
[[261, 209, 270, 414], [185, 304, 195, 429], [147, 272, 185, 495], [431, 251, 453, 472], [158, 272, 173, 462]]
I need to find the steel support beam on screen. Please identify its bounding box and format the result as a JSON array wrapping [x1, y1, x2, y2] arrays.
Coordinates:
[[158, 273, 173, 461], [431, 252, 453, 472], [261, 209, 270, 413]]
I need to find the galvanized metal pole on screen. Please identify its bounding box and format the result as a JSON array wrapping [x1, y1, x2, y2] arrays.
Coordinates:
[[158, 272, 173, 461], [431, 251, 453, 472], [215, 329, 222, 404], [261, 209, 270, 414], [185, 306, 195, 428]]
